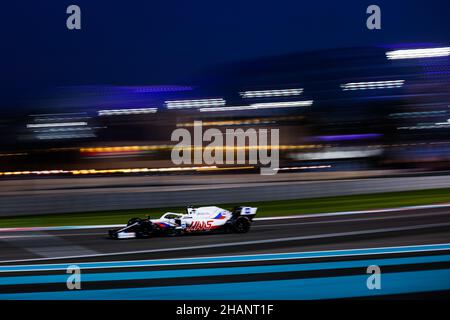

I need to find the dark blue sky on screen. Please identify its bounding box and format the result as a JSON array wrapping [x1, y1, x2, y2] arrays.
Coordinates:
[[1, 0, 449, 107]]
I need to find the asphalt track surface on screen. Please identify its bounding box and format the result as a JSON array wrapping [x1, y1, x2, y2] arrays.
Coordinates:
[[1, 206, 450, 299]]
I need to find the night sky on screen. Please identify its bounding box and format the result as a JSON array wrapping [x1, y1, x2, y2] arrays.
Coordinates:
[[1, 0, 449, 109]]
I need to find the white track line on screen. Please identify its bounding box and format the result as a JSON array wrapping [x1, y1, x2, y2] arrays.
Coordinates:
[[1, 202, 450, 233], [2, 243, 450, 272], [1, 222, 449, 264], [0, 224, 123, 233], [256, 203, 450, 221], [254, 211, 450, 228], [1, 210, 447, 239]]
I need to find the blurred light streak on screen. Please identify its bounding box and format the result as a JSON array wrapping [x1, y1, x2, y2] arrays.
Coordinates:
[[386, 47, 450, 60], [0, 166, 219, 176], [180, 145, 320, 151], [240, 88, 303, 98], [166, 98, 226, 109], [0, 165, 336, 176], [98, 108, 158, 116], [200, 105, 258, 112], [0, 170, 70, 176], [32, 127, 92, 132], [34, 116, 90, 122], [26, 122, 88, 128], [177, 119, 274, 127], [315, 134, 382, 142], [79, 144, 321, 154], [251, 101, 313, 108], [194, 166, 255, 171], [341, 80, 404, 91], [80, 145, 172, 153], [0, 153, 27, 157], [29, 112, 87, 117], [36, 133, 96, 140], [120, 85, 193, 93], [398, 122, 450, 129], [389, 111, 447, 118], [176, 116, 304, 127], [276, 165, 332, 171], [291, 149, 383, 160], [200, 100, 313, 112]]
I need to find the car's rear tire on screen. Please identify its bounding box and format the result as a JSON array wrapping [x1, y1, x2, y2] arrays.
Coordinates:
[[232, 217, 251, 233], [165, 228, 182, 237], [108, 229, 118, 239]]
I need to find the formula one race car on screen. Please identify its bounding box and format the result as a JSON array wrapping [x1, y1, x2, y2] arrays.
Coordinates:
[[108, 206, 258, 239]]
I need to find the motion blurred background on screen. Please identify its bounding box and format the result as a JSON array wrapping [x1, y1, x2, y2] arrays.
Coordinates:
[[1, 1, 450, 215]]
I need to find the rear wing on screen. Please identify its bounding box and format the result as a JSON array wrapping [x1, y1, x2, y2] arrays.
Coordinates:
[[232, 206, 258, 219]]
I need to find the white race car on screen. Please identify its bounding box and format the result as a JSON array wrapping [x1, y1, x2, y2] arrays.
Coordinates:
[[108, 206, 258, 239]]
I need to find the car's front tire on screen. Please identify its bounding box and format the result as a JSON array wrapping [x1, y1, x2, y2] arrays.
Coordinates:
[[136, 220, 153, 238], [108, 229, 118, 239]]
